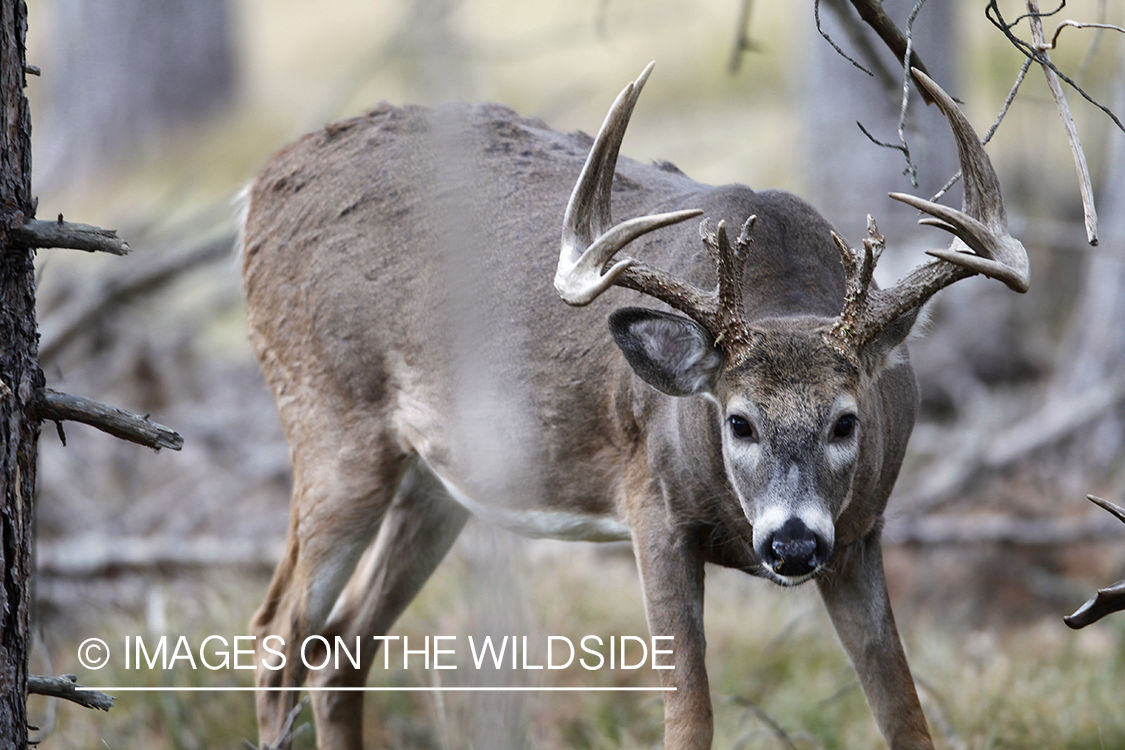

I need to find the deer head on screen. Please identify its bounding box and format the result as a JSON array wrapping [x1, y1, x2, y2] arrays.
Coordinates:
[[556, 63, 1029, 582]]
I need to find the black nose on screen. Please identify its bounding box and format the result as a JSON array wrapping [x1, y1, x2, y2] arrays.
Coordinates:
[[765, 518, 830, 578]]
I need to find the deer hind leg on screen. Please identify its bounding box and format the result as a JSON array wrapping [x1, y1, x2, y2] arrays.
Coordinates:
[[250, 419, 413, 749], [306, 458, 470, 750]]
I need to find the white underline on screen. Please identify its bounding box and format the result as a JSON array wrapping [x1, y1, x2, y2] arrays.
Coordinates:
[[77, 686, 675, 693]]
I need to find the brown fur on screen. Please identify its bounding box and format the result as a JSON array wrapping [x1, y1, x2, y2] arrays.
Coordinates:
[[242, 100, 932, 749]]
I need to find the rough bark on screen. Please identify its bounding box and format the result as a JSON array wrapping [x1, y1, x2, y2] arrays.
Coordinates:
[[0, 0, 41, 747]]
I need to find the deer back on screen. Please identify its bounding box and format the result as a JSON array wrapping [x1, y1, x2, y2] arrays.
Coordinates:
[[240, 100, 912, 556]]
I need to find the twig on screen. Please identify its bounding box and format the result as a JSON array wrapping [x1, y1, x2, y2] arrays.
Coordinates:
[[1027, 0, 1098, 246], [13, 217, 128, 255], [33, 389, 183, 451], [846, 0, 935, 104], [243, 696, 310, 750], [28, 674, 114, 712], [931, 56, 1033, 202], [1046, 20, 1125, 51], [985, 0, 1125, 135], [815, 0, 875, 78], [852, 0, 926, 186], [898, 0, 927, 187]]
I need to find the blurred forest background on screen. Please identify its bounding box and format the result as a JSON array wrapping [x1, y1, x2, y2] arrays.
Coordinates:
[[19, 0, 1125, 747]]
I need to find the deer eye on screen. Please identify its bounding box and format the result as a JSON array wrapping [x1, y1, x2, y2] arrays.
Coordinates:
[[832, 414, 858, 440], [728, 415, 757, 441]]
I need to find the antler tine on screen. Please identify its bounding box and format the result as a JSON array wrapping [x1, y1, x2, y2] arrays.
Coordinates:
[[827, 69, 1030, 356], [556, 62, 702, 306], [614, 217, 758, 362]]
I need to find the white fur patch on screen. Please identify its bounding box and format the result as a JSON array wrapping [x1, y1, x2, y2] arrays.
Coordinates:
[[430, 465, 631, 543]]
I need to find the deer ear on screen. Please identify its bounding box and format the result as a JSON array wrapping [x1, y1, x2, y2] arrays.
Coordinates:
[[608, 307, 723, 396], [857, 306, 922, 377]]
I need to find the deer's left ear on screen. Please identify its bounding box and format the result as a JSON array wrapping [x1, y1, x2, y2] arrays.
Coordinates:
[[857, 307, 921, 377], [608, 307, 723, 397]]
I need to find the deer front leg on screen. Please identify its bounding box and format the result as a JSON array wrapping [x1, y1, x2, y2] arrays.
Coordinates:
[[632, 513, 712, 749], [816, 528, 934, 750]]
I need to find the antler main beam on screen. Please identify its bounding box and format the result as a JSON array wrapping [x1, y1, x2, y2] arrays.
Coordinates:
[[825, 69, 1030, 358], [556, 63, 703, 306], [556, 63, 759, 364]]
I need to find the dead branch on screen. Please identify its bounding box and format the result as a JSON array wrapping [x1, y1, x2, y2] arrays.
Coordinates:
[[845, 0, 935, 103], [1045, 20, 1125, 51], [985, 0, 1125, 134], [884, 508, 1125, 547], [27, 675, 114, 712], [12, 217, 128, 255], [931, 56, 1034, 202], [37, 534, 285, 577], [1027, 0, 1098, 246], [38, 230, 233, 362], [243, 696, 309, 750], [33, 389, 183, 451], [1064, 495, 1125, 629], [819, 0, 877, 78], [903, 375, 1125, 514]]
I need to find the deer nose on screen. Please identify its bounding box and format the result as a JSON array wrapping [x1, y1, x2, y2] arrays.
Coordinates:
[[764, 518, 830, 578]]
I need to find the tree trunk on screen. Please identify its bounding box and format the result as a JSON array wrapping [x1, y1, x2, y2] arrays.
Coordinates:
[[35, 0, 236, 187], [0, 0, 41, 746]]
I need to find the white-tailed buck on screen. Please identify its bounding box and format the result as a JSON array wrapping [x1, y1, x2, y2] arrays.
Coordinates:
[[241, 64, 1028, 749]]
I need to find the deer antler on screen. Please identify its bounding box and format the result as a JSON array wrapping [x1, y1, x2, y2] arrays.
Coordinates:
[[823, 68, 1030, 359], [556, 62, 759, 365]]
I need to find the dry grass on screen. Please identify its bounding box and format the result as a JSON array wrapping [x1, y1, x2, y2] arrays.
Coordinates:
[[34, 537, 1125, 749]]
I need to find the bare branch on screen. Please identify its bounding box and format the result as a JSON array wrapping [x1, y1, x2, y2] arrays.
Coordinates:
[[1027, 0, 1098, 246], [845, 0, 935, 104], [33, 389, 183, 451], [893, 0, 928, 187], [931, 57, 1033, 203], [854, 0, 927, 189], [902, 375, 1125, 515], [814, 0, 876, 78], [38, 231, 233, 362], [985, 0, 1125, 134], [13, 217, 128, 255], [1045, 20, 1125, 51], [28, 674, 114, 712], [1064, 496, 1125, 629]]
